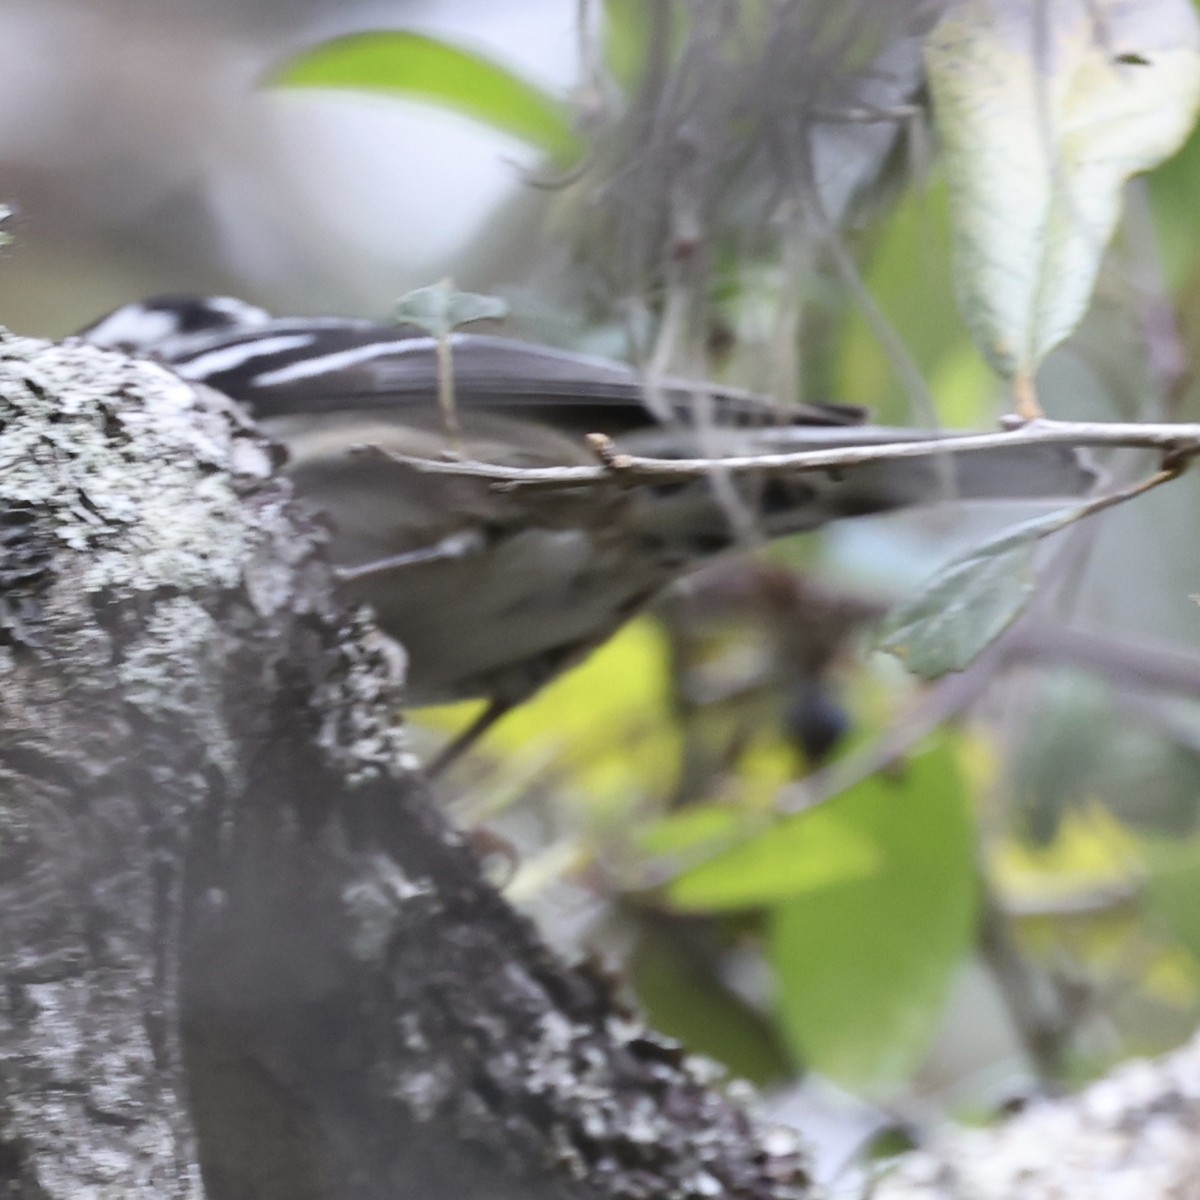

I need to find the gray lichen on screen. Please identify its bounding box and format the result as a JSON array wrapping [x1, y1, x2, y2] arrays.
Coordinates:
[[342, 854, 436, 962], [0, 334, 272, 595], [0, 331, 413, 786], [311, 608, 414, 785]]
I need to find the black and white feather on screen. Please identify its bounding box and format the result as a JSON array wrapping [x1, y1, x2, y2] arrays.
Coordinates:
[[79, 296, 1095, 709]]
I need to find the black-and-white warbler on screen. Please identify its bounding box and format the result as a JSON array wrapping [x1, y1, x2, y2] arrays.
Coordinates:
[[79, 296, 1094, 736]]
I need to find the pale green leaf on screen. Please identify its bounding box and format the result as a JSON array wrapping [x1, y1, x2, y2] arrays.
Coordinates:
[[768, 738, 978, 1088], [666, 808, 881, 912], [394, 283, 508, 337], [925, 0, 1200, 387], [878, 539, 1035, 679], [272, 31, 582, 164], [878, 503, 1086, 679]]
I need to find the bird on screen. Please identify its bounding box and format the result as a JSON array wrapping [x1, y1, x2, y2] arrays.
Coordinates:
[[78, 295, 1095, 759]]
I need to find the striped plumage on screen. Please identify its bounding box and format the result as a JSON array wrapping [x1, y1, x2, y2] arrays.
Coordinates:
[[79, 296, 1094, 715]]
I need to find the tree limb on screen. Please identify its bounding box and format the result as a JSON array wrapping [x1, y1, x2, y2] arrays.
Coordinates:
[[3, 333, 1199, 1200], [368, 418, 1200, 492], [0, 335, 807, 1199]]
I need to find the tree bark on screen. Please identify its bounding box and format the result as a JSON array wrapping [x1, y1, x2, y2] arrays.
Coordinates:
[[3, 331, 1199, 1200], [0, 334, 807, 1199]]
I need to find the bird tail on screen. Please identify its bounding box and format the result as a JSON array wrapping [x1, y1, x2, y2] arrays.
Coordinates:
[[756, 425, 1096, 509], [623, 425, 1097, 555], [764, 430, 1096, 537]]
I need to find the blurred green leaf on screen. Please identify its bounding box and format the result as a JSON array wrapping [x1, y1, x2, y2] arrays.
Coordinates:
[[601, 1, 689, 91], [273, 31, 583, 164], [631, 922, 790, 1086], [637, 803, 746, 859], [877, 538, 1036, 679], [1143, 834, 1200, 962], [834, 178, 996, 428], [666, 807, 881, 912], [394, 282, 508, 337], [768, 737, 978, 1088], [601, 0, 656, 89], [925, 0, 1200, 398], [1011, 674, 1200, 842], [879, 467, 1183, 679], [1148, 123, 1200, 290], [1011, 674, 1117, 843], [875, 501, 1091, 679], [480, 618, 681, 811]]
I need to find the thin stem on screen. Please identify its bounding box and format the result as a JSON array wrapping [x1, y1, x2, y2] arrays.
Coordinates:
[[435, 334, 462, 445], [1050, 461, 1183, 523], [375, 418, 1200, 491], [1009, 623, 1200, 699], [978, 881, 1072, 1083]]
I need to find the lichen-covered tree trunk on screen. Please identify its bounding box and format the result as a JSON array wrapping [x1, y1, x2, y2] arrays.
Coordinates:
[[4, 331, 1200, 1200], [0, 334, 808, 1200]]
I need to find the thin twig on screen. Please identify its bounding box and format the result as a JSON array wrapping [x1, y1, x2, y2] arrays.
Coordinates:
[[435, 333, 462, 445], [809, 103, 922, 123], [1048, 461, 1184, 521], [1009, 624, 1200, 700], [374, 418, 1200, 492], [997, 879, 1143, 919], [978, 882, 1073, 1082]]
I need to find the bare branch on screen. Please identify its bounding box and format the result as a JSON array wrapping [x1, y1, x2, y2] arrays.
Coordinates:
[[1009, 624, 1200, 699], [367, 418, 1200, 493]]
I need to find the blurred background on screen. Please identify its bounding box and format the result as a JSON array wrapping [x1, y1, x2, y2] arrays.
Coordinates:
[[5, 0, 1200, 1180], [0, 0, 579, 327]]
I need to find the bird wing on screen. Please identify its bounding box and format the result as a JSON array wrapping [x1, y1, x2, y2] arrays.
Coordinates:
[[138, 312, 866, 434], [77, 295, 1094, 501]]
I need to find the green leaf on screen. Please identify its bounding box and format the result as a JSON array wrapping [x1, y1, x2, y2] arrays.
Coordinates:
[[878, 541, 1036, 679], [272, 31, 583, 164], [768, 737, 978, 1088], [601, 0, 687, 90], [631, 923, 791, 1086], [394, 282, 508, 337], [665, 807, 881, 912], [637, 803, 747, 859], [1148, 116, 1200, 291], [1143, 834, 1200, 962], [877, 505, 1085, 679], [925, 0, 1200, 392], [469, 618, 682, 807], [601, 0, 654, 88]]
